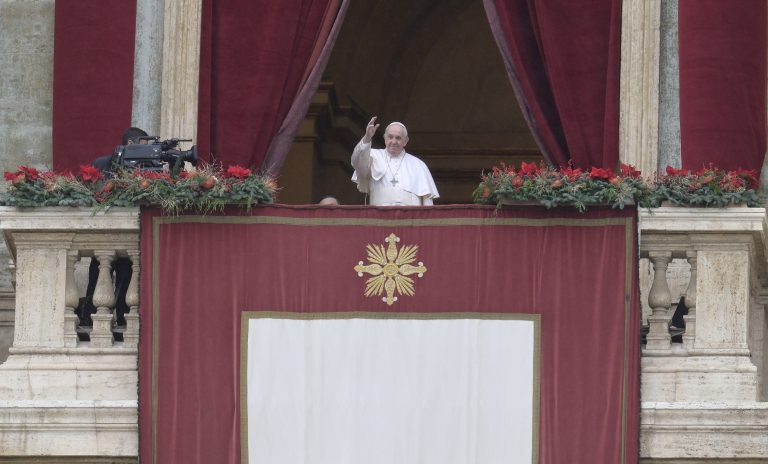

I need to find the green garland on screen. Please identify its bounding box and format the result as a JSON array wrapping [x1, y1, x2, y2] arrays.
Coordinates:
[[1, 164, 277, 214], [473, 162, 763, 211]]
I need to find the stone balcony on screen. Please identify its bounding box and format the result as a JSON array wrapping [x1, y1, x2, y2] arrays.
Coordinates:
[[638, 207, 768, 463], [0, 207, 139, 460], [0, 206, 766, 462]]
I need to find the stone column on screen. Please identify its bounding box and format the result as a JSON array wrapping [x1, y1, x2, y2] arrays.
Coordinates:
[[619, 0, 660, 176], [131, 0, 165, 135], [160, 0, 203, 145], [0, 0, 55, 291], [657, 0, 682, 171]]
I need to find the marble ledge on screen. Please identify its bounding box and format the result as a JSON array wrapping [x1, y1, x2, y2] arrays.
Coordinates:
[[0, 206, 140, 231], [639, 206, 767, 234]]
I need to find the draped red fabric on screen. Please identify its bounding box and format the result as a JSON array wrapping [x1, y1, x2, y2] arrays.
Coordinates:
[[483, 0, 622, 169], [139, 205, 639, 464], [678, 0, 767, 172], [52, 0, 137, 171], [196, 0, 343, 169]]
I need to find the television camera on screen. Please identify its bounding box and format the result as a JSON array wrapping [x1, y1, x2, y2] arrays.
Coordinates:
[[111, 136, 198, 172]]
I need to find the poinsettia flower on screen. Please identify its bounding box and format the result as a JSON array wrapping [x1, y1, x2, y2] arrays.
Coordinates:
[[560, 165, 583, 182], [225, 165, 252, 179], [665, 166, 689, 176], [620, 163, 641, 179], [519, 161, 539, 177], [18, 166, 39, 181], [734, 169, 759, 190], [3, 171, 25, 185], [589, 167, 613, 180], [78, 164, 102, 182]]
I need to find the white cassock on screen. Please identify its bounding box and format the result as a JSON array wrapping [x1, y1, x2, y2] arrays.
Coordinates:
[[351, 139, 440, 206]]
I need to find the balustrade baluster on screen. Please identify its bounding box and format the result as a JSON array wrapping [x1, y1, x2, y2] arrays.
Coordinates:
[[90, 251, 116, 347], [682, 251, 697, 349], [63, 251, 80, 348], [124, 251, 140, 348], [646, 251, 673, 350]]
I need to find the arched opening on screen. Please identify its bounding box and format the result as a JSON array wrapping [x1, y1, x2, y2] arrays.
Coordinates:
[[277, 0, 543, 204]]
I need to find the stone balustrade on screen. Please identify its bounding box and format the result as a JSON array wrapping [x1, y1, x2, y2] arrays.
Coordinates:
[[639, 207, 768, 462], [0, 207, 139, 458]]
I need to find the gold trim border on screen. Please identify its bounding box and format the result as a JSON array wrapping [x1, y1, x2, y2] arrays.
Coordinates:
[[149, 212, 635, 464], [239, 311, 541, 464]]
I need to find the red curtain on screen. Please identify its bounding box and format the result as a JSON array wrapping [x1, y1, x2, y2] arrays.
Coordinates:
[[679, 0, 767, 172], [483, 0, 622, 169], [139, 205, 639, 464], [52, 0, 137, 171], [197, 0, 346, 170]]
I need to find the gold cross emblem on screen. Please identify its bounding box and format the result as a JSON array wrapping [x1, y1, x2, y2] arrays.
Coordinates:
[[354, 233, 428, 306]]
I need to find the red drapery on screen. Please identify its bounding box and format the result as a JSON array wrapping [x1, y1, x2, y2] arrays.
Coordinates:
[[678, 0, 767, 172], [51, 0, 137, 171], [483, 0, 622, 169], [197, 0, 346, 170], [139, 205, 639, 463]]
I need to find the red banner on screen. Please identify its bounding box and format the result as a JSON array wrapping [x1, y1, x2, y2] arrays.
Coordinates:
[[139, 205, 639, 463]]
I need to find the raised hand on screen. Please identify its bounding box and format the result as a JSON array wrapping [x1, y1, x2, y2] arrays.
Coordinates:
[[363, 116, 380, 143]]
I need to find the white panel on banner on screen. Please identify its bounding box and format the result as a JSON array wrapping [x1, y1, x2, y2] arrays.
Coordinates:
[[245, 316, 537, 464]]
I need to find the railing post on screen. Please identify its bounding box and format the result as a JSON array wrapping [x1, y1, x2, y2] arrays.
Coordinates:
[[682, 251, 697, 349], [90, 251, 116, 348], [63, 250, 80, 348], [124, 251, 140, 349], [646, 251, 673, 350]]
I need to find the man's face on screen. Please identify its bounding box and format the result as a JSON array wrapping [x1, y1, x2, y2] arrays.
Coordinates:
[[384, 125, 408, 156]]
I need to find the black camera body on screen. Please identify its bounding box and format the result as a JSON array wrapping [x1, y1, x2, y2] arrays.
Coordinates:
[[111, 137, 198, 172]]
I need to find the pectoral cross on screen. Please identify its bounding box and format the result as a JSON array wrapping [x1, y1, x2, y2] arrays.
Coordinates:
[[390, 178, 399, 187]]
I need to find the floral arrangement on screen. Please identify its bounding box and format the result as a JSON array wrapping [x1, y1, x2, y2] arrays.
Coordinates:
[[1, 164, 277, 214], [474, 162, 763, 211]]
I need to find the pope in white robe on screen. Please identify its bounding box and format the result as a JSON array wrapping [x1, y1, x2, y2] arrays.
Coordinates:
[[351, 118, 439, 206]]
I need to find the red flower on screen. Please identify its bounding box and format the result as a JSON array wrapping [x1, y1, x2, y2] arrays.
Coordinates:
[[18, 166, 39, 181], [665, 166, 689, 177], [519, 161, 539, 177], [511, 177, 524, 188], [589, 167, 613, 180], [3, 171, 24, 185], [620, 163, 641, 179], [734, 169, 759, 190], [481, 187, 491, 198], [79, 164, 102, 182], [225, 165, 252, 179], [560, 165, 583, 182]]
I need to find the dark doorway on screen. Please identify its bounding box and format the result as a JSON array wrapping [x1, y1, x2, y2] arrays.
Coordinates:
[[278, 0, 542, 204]]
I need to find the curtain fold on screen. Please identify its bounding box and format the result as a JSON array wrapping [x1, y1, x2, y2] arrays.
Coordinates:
[[197, 0, 347, 169], [482, 0, 622, 169], [678, 0, 767, 172], [261, 0, 350, 175]]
